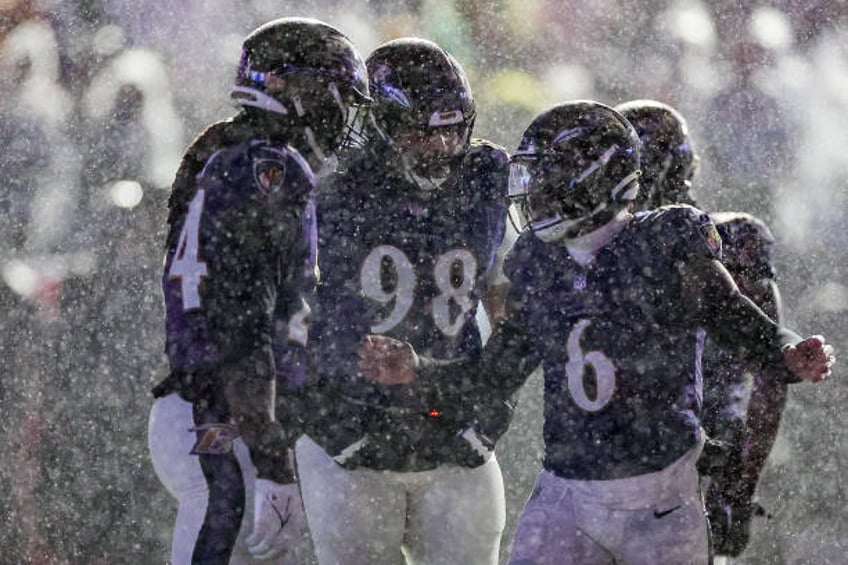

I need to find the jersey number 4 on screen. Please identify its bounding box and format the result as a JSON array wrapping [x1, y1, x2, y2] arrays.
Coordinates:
[[565, 319, 616, 412], [169, 190, 208, 310], [360, 245, 477, 337]]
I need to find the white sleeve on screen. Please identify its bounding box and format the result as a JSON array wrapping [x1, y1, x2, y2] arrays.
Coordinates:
[[487, 216, 519, 287]]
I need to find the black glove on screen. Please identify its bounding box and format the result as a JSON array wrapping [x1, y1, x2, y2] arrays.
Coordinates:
[[443, 393, 515, 468], [696, 436, 732, 477], [706, 483, 768, 557], [448, 426, 496, 468]]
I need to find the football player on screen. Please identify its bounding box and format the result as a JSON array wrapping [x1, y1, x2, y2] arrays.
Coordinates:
[[147, 18, 370, 564], [294, 38, 513, 565], [615, 99, 799, 558], [359, 101, 834, 565]]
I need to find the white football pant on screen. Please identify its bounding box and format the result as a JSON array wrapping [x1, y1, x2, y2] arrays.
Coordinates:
[[147, 393, 257, 565], [296, 434, 505, 565], [509, 441, 709, 565]]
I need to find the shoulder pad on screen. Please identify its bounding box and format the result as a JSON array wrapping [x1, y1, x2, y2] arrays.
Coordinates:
[[710, 211, 775, 247], [183, 116, 248, 175], [643, 203, 710, 228], [711, 211, 775, 278], [465, 138, 510, 169], [197, 141, 314, 203], [460, 139, 510, 201], [171, 119, 236, 189], [167, 118, 238, 229], [643, 204, 722, 259]]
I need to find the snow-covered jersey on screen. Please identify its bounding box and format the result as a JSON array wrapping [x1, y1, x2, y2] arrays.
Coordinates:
[[711, 212, 776, 292], [502, 205, 723, 480], [307, 139, 509, 471], [157, 120, 316, 401], [701, 212, 780, 450]]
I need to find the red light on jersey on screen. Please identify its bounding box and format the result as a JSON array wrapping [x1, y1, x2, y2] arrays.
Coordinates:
[[428, 409, 441, 418]]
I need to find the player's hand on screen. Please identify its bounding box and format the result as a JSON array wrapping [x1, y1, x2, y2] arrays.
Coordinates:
[[357, 334, 418, 385], [453, 426, 496, 467], [706, 490, 766, 557], [246, 479, 307, 561], [783, 335, 835, 383]]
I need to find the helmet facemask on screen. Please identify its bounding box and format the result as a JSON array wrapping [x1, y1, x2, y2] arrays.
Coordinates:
[[233, 70, 370, 172], [509, 135, 640, 242], [386, 118, 472, 192]]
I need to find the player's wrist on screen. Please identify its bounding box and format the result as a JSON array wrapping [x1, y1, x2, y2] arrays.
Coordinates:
[[253, 448, 297, 484], [459, 426, 495, 459]]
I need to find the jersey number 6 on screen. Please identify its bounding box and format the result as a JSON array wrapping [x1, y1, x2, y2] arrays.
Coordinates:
[[565, 319, 616, 412]]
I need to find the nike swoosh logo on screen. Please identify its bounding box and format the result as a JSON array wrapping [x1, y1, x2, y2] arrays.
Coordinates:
[[653, 505, 682, 519]]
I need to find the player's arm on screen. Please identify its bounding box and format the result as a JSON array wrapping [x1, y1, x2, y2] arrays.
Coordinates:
[[358, 278, 540, 401], [708, 222, 789, 493], [739, 362, 788, 489], [695, 273, 791, 556], [354, 318, 531, 465], [216, 150, 313, 486], [272, 194, 317, 427], [473, 139, 513, 328], [733, 277, 787, 501], [481, 219, 518, 327], [680, 255, 833, 383], [732, 256, 787, 469], [447, 313, 539, 448], [358, 310, 539, 443], [220, 299, 297, 486], [739, 277, 783, 435]]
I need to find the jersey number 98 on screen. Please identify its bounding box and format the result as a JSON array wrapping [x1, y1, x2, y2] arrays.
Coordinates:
[[360, 245, 477, 337]]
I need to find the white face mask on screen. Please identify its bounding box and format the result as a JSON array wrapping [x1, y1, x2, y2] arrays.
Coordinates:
[[563, 209, 633, 265], [405, 167, 450, 193], [531, 215, 578, 243], [313, 153, 339, 180]]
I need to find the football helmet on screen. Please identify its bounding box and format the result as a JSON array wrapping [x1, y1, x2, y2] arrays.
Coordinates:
[[509, 100, 641, 241], [615, 99, 698, 210], [231, 17, 371, 168], [365, 38, 476, 191]]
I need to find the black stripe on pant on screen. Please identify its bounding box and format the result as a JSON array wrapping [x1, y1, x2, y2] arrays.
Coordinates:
[[191, 400, 246, 564]]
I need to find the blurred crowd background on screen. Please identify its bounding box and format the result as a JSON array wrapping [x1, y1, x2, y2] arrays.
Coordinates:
[[0, 0, 845, 563]]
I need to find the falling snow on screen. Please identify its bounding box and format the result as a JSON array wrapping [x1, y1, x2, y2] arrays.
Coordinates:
[[0, 1, 845, 563]]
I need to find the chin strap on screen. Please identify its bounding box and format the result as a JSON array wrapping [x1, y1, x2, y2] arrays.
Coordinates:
[[405, 169, 449, 192], [611, 169, 641, 201], [564, 209, 632, 265], [530, 214, 568, 242]]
